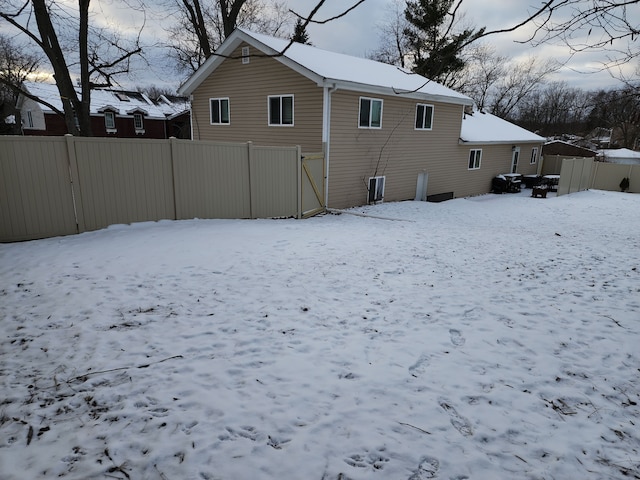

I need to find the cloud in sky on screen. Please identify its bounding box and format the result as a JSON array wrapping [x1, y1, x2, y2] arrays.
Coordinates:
[[293, 0, 637, 90], [2, 0, 636, 91]]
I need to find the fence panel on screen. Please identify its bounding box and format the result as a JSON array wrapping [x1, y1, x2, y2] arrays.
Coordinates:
[[172, 140, 251, 219], [72, 138, 175, 232], [1, 136, 317, 242], [557, 158, 594, 196], [0, 136, 77, 241], [592, 163, 639, 193], [250, 145, 300, 219]]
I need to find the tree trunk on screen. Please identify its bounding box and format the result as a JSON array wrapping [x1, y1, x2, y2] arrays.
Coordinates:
[[31, 0, 87, 135]]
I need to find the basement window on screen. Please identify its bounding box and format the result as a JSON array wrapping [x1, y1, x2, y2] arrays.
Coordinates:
[[368, 176, 385, 204]]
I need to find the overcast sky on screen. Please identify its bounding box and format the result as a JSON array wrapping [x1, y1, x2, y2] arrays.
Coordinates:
[[291, 0, 637, 91], [3, 0, 637, 92]]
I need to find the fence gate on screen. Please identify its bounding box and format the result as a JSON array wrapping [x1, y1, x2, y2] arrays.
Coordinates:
[[300, 153, 326, 218]]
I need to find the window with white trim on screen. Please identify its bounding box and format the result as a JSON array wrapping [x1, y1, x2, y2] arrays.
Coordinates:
[[104, 111, 116, 130], [26, 110, 33, 128], [133, 113, 144, 131], [268, 95, 294, 126], [530, 147, 538, 164], [468, 149, 482, 170], [368, 176, 385, 204], [241, 46, 250, 64], [359, 97, 382, 128], [210, 98, 230, 125], [415, 104, 434, 130]]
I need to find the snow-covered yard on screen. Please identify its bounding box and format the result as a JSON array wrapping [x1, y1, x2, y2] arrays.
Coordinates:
[[1, 190, 639, 479]]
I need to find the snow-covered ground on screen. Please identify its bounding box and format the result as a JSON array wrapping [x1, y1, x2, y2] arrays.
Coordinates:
[[1, 189, 639, 480]]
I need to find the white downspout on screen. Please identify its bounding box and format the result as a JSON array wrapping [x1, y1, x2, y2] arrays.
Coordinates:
[[322, 83, 338, 208]]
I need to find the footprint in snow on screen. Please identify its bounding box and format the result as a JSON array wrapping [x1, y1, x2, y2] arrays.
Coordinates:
[[439, 399, 473, 437], [409, 354, 430, 376], [449, 329, 465, 347], [408, 456, 440, 479]]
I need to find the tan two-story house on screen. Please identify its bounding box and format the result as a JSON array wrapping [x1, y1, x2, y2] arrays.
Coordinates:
[[179, 28, 544, 209]]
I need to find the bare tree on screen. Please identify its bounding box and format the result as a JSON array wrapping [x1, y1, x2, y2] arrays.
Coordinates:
[[0, 0, 144, 136], [454, 44, 507, 110], [368, 0, 410, 67], [0, 33, 41, 133], [526, 0, 640, 69], [167, 0, 291, 73], [489, 56, 561, 119]]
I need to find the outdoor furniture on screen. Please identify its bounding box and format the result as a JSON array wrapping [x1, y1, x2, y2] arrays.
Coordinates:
[[522, 174, 543, 188], [532, 186, 548, 198], [492, 174, 522, 194], [543, 175, 560, 191]]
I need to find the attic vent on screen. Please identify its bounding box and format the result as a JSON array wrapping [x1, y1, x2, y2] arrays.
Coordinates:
[[115, 92, 129, 101], [241, 46, 250, 64]]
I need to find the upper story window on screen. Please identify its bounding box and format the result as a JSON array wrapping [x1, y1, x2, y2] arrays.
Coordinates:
[[415, 104, 434, 130], [359, 97, 382, 128], [104, 111, 116, 131], [530, 147, 539, 164], [133, 113, 144, 131], [210, 98, 230, 125], [241, 46, 250, 64], [26, 110, 34, 128], [468, 149, 482, 169], [268, 95, 294, 126]]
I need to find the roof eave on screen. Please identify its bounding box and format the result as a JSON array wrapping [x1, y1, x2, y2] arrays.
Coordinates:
[[459, 139, 545, 145], [322, 79, 472, 105]]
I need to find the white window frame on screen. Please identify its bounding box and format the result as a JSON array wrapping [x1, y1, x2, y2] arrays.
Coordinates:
[[26, 110, 34, 128], [415, 103, 434, 130], [530, 147, 538, 165], [367, 176, 386, 204], [104, 111, 116, 132], [210, 98, 230, 125], [268, 95, 294, 126], [468, 149, 482, 170], [133, 112, 144, 132], [359, 97, 383, 129], [241, 46, 250, 64]]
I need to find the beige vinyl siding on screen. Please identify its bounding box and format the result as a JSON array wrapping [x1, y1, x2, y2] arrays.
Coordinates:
[[328, 90, 467, 208], [456, 143, 540, 197], [191, 44, 323, 152]]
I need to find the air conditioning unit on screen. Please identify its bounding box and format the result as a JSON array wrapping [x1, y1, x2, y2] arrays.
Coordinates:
[[368, 176, 385, 204]]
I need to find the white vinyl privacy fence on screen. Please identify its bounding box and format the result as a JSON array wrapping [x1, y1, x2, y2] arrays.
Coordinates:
[[557, 157, 640, 196], [1, 136, 325, 242]]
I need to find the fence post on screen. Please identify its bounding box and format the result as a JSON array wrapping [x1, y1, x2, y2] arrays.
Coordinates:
[[247, 141, 254, 219], [296, 146, 302, 219], [64, 134, 84, 233], [169, 137, 179, 220]]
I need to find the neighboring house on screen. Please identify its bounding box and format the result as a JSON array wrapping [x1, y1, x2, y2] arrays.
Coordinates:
[[542, 140, 598, 158], [541, 140, 598, 175], [18, 82, 191, 139], [178, 28, 544, 209], [599, 148, 640, 165]]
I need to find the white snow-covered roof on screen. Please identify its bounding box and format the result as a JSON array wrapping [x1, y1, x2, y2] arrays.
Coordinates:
[[600, 148, 640, 159], [179, 28, 473, 106], [22, 82, 187, 120], [599, 148, 640, 164], [460, 110, 545, 144]]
